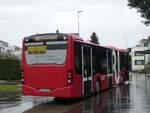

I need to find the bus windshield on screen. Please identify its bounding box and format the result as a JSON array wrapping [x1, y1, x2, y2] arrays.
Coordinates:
[[25, 41, 67, 65]]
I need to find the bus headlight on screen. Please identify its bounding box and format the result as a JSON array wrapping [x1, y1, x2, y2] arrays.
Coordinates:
[[25, 39, 29, 42]]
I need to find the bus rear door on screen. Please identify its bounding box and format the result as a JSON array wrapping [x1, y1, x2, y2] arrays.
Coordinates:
[[82, 45, 93, 96]]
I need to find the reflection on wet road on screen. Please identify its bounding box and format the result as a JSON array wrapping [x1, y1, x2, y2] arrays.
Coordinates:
[[64, 74, 150, 113], [0, 73, 150, 113]]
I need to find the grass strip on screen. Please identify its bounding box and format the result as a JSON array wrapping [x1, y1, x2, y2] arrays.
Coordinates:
[[0, 84, 20, 91]]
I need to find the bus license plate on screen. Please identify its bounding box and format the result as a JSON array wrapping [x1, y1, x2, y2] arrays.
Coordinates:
[[38, 89, 50, 92]]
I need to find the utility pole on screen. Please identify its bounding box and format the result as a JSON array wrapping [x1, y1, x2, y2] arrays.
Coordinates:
[[77, 11, 82, 36]]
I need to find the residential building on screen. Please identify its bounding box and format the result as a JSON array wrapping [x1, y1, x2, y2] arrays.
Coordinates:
[[0, 40, 22, 59], [0, 40, 9, 54], [131, 39, 147, 71], [7, 45, 22, 59]]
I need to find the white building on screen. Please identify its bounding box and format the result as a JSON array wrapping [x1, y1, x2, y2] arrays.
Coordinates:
[[131, 39, 147, 71], [0, 40, 22, 59], [0, 40, 9, 54], [7, 45, 22, 59]]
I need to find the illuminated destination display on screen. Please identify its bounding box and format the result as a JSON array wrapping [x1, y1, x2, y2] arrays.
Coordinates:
[[34, 36, 58, 41], [27, 46, 47, 54]]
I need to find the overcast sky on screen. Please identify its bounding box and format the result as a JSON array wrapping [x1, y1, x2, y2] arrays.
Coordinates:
[[0, 0, 149, 49]]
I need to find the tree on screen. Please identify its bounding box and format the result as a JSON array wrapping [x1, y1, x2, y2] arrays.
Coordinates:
[[90, 32, 99, 44], [128, 0, 150, 26]]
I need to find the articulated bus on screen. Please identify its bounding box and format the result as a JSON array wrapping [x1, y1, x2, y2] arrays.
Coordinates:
[[22, 33, 129, 98]]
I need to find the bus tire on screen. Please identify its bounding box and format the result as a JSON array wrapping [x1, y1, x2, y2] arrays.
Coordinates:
[[96, 80, 101, 94]]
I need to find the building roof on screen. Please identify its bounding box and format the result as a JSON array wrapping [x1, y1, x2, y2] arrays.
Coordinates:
[[0, 40, 8, 44]]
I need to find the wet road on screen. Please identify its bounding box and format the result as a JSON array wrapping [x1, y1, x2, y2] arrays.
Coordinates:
[[64, 74, 150, 113], [0, 73, 150, 113]]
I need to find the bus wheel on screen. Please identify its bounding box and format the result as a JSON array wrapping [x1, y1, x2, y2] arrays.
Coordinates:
[[96, 80, 101, 94]]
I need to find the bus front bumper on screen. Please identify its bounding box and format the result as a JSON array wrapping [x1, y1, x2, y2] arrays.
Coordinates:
[[22, 85, 72, 98]]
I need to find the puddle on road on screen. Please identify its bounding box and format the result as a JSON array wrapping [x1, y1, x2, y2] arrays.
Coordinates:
[[63, 85, 134, 113]]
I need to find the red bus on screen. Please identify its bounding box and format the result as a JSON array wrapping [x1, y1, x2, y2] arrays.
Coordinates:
[[22, 33, 129, 98]]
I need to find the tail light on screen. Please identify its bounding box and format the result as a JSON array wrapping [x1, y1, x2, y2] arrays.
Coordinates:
[[67, 70, 73, 86], [21, 70, 25, 84]]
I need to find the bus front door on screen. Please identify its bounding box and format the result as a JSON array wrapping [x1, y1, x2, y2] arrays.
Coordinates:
[[82, 46, 92, 96]]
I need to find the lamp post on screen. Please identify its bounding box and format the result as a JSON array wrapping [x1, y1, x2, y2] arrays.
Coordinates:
[[77, 11, 82, 36]]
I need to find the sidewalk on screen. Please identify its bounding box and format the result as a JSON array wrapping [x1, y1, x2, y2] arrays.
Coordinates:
[[0, 88, 21, 100], [0, 80, 21, 99], [0, 80, 21, 101]]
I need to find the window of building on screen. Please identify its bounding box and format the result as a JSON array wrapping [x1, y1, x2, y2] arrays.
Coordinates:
[[135, 60, 144, 65], [134, 51, 144, 56]]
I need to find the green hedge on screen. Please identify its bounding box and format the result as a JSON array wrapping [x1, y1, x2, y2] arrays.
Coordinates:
[[0, 59, 21, 80]]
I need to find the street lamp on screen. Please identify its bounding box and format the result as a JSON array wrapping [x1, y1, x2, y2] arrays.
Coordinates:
[[77, 11, 83, 36]]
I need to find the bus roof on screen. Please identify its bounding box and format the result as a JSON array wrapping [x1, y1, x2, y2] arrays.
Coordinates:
[[24, 33, 128, 53], [106, 46, 128, 53], [25, 33, 68, 38], [72, 35, 128, 53]]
